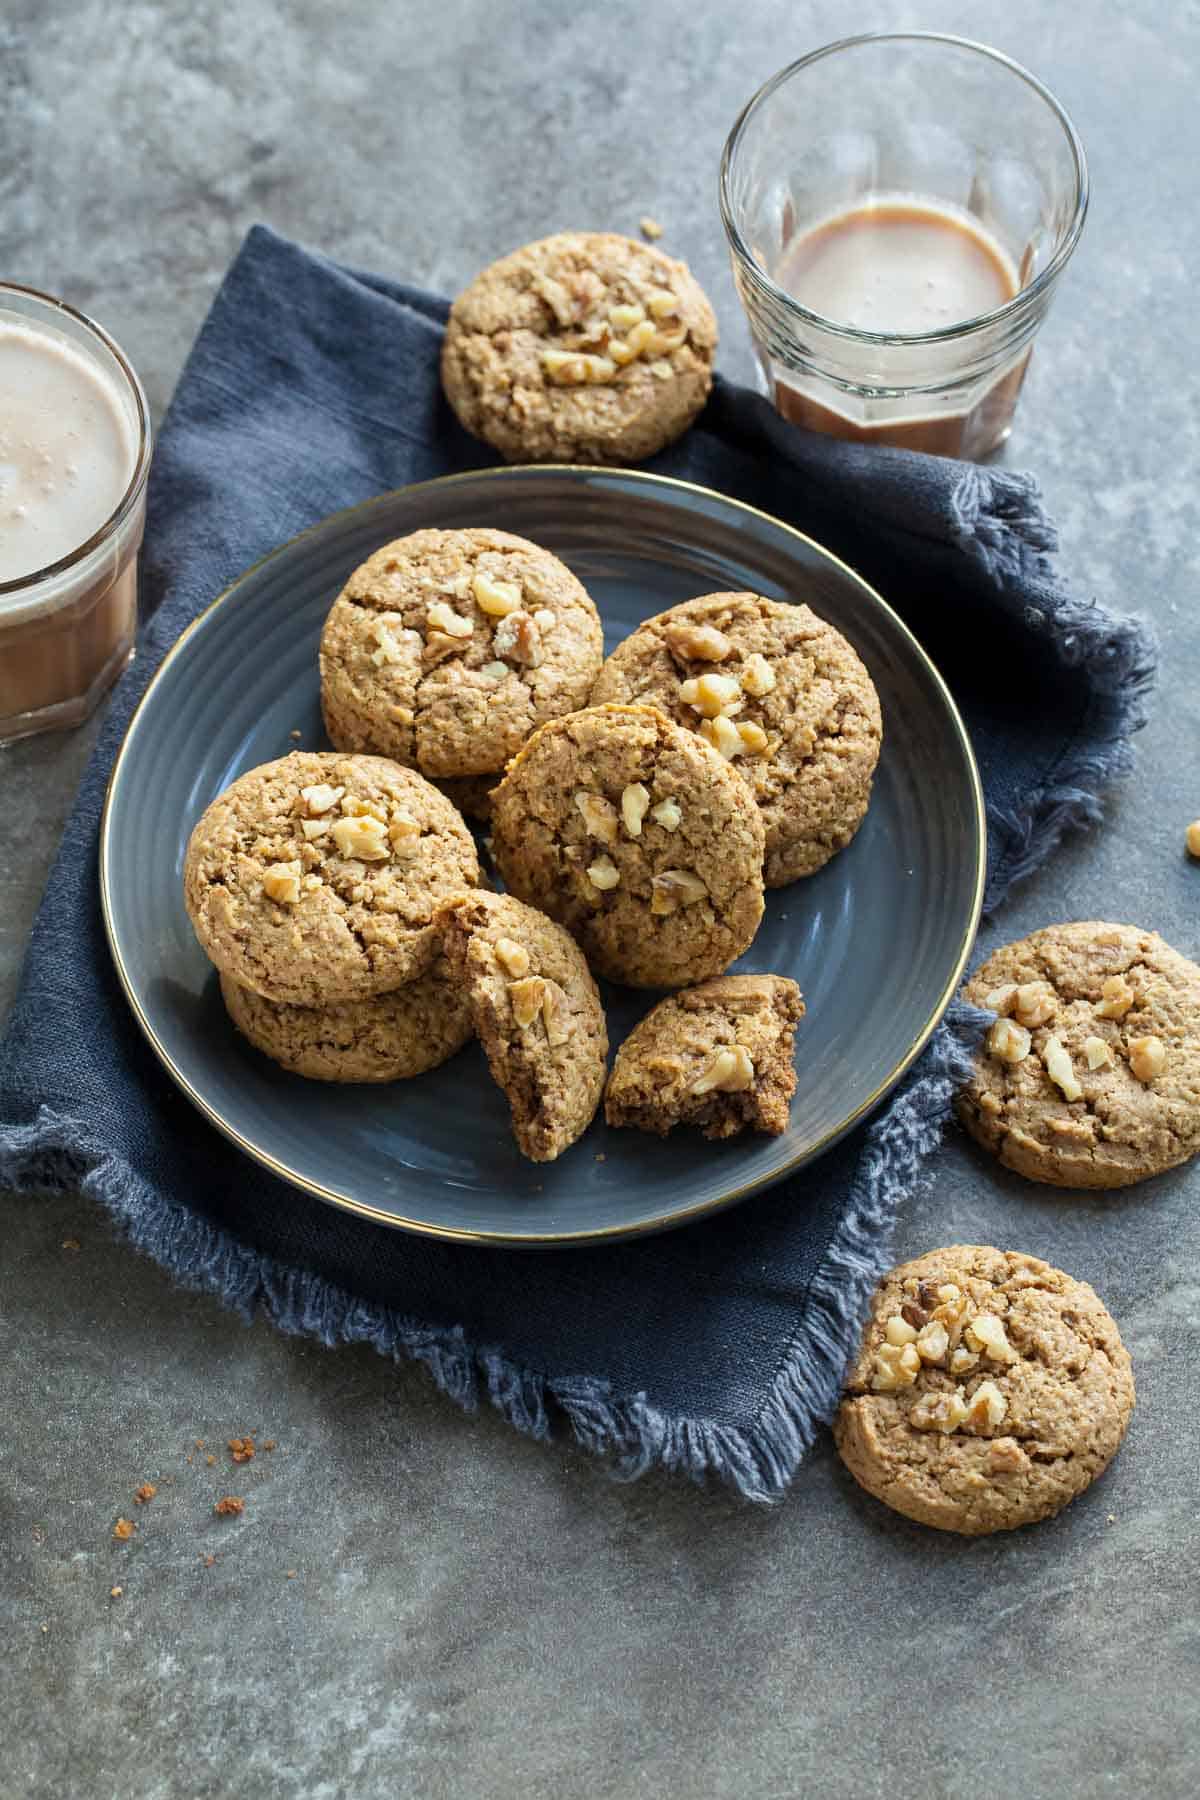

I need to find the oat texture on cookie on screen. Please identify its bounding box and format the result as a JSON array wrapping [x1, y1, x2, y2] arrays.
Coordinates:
[[605, 974, 804, 1139], [436, 889, 608, 1162], [320, 528, 603, 781], [834, 1246, 1135, 1534], [489, 704, 766, 989], [440, 232, 718, 464], [589, 593, 882, 885], [183, 752, 481, 1007], [958, 921, 1200, 1188]]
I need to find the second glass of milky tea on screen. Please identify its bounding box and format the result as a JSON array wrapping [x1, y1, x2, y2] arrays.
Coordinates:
[[719, 34, 1088, 457]]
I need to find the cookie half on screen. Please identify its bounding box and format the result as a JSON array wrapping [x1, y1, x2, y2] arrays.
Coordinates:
[[320, 528, 603, 782], [834, 1246, 1135, 1535], [183, 752, 480, 1007], [957, 921, 1200, 1188], [605, 974, 803, 1138], [589, 592, 882, 886], [436, 890, 607, 1163], [489, 704, 766, 989], [220, 961, 471, 1083], [440, 231, 717, 464]]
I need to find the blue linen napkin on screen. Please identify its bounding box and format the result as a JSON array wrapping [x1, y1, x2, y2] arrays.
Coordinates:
[[0, 226, 1155, 1500]]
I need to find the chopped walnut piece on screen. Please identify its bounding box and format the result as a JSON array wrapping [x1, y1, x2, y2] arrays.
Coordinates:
[[533, 273, 576, 325], [509, 976, 547, 1029], [648, 324, 687, 353], [1128, 1034, 1166, 1082], [663, 621, 733, 663], [915, 1320, 949, 1364], [650, 869, 708, 915], [910, 1388, 970, 1433], [427, 600, 472, 639], [650, 798, 682, 832], [371, 620, 418, 666], [387, 812, 421, 854], [300, 783, 343, 817], [472, 571, 522, 617], [964, 1313, 1019, 1364], [574, 790, 619, 845], [736, 721, 770, 756], [699, 714, 743, 759], [388, 704, 414, 725], [1187, 821, 1200, 858], [1014, 981, 1057, 1027], [587, 855, 621, 891], [1084, 1035, 1113, 1070], [986, 1437, 1029, 1473], [493, 610, 543, 667], [608, 301, 647, 332], [679, 671, 742, 717], [542, 348, 617, 384], [900, 1299, 929, 1331], [1096, 974, 1135, 1020], [870, 1342, 921, 1393], [884, 1314, 918, 1346], [984, 982, 1019, 1016], [1042, 1034, 1082, 1102], [622, 318, 658, 359], [646, 290, 678, 319], [648, 359, 674, 380], [949, 1346, 980, 1376], [541, 982, 572, 1047], [690, 1045, 754, 1095], [621, 783, 650, 837], [640, 215, 664, 240], [936, 1283, 960, 1304], [330, 814, 389, 861], [300, 819, 331, 841], [494, 937, 530, 978], [964, 1380, 1008, 1430], [739, 652, 776, 697], [263, 861, 302, 905], [424, 630, 465, 665], [988, 1017, 1031, 1064]]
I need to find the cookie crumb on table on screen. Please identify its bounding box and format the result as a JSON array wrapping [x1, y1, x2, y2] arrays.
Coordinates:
[[214, 1496, 244, 1517], [110, 1586, 122, 1599], [228, 1436, 255, 1463], [113, 1518, 135, 1541], [639, 215, 664, 239], [133, 1483, 156, 1505], [61, 1237, 81, 1251]]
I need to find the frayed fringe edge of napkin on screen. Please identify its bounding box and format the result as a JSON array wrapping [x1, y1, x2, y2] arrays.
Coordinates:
[[0, 470, 1159, 1504], [2, 1005, 986, 1504]]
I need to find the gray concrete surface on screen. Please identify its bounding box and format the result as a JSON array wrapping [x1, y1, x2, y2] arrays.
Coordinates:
[[3, 2, 1199, 1796]]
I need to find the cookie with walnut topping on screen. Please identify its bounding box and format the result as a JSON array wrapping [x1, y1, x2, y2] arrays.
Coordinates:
[[589, 592, 882, 886], [440, 232, 718, 464], [957, 921, 1200, 1189], [605, 974, 804, 1139], [183, 752, 480, 1007], [436, 890, 607, 1162], [834, 1245, 1135, 1535], [489, 703, 765, 989], [320, 528, 603, 783]]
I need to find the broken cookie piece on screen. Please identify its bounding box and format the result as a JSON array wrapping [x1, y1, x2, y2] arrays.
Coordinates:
[[436, 890, 607, 1163], [604, 973, 804, 1140]]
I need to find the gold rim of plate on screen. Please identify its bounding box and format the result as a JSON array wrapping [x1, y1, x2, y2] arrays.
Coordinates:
[[99, 465, 987, 1246]]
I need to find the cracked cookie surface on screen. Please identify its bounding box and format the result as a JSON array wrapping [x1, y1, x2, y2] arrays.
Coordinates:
[[605, 974, 803, 1138], [489, 704, 766, 989], [440, 232, 717, 464], [589, 592, 881, 885], [834, 1245, 1135, 1535], [436, 890, 607, 1162], [957, 921, 1200, 1188], [220, 959, 471, 1083], [320, 528, 603, 781], [184, 752, 480, 1006]]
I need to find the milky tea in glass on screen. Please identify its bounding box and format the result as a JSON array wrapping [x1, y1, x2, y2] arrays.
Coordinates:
[[720, 35, 1088, 458]]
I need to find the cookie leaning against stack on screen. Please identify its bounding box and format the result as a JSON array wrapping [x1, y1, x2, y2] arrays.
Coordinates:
[[441, 231, 718, 465], [183, 751, 481, 1082]]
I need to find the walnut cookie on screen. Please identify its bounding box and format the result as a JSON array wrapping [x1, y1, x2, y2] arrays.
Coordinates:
[[440, 231, 718, 464], [183, 752, 480, 1007], [957, 921, 1200, 1188], [605, 975, 804, 1139], [320, 528, 603, 782], [589, 593, 882, 886], [436, 890, 607, 1163], [489, 704, 766, 989], [219, 959, 472, 1083], [834, 1246, 1135, 1535]]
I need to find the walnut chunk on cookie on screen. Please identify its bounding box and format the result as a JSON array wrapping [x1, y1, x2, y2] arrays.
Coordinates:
[[320, 528, 603, 781], [436, 890, 607, 1163], [183, 752, 480, 1006], [834, 1246, 1135, 1535], [605, 975, 803, 1140], [440, 232, 717, 464], [489, 704, 766, 989], [590, 593, 882, 886], [958, 921, 1200, 1188]]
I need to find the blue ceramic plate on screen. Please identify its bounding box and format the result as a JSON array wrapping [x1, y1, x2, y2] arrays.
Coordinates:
[[101, 467, 984, 1244]]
